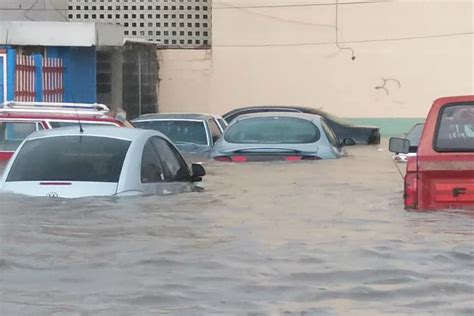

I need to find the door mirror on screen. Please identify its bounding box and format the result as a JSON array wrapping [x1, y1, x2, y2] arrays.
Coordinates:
[[191, 163, 206, 182], [389, 137, 410, 153], [341, 138, 356, 146]]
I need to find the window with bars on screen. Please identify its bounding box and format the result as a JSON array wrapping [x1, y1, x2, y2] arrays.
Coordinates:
[[67, 0, 211, 48]]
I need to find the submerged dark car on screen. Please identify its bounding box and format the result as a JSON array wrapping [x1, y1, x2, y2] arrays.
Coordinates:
[[222, 106, 381, 145]]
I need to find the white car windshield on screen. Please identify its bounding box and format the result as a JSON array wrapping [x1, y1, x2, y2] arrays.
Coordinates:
[[7, 136, 131, 182]]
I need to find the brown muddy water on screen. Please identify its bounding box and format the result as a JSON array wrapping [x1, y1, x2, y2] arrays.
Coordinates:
[[0, 143, 473, 315]]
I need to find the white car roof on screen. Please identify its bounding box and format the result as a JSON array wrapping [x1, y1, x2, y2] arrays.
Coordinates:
[[25, 126, 167, 142]]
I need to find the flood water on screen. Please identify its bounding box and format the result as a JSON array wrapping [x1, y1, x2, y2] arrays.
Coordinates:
[[0, 143, 473, 315]]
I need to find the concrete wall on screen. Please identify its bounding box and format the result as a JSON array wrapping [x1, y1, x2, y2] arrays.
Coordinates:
[[96, 48, 123, 110], [0, 0, 67, 21], [158, 1, 474, 118], [123, 42, 159, 119]]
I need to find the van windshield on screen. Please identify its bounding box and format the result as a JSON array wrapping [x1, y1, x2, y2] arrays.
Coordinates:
[[435, 104, 474, 152], [7, 136, 131, 182]]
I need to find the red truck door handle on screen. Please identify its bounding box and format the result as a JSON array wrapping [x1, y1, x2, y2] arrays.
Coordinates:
[[452, 187, 467, 197]]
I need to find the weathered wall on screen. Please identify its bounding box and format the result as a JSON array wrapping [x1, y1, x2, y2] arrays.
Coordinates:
[[123, 42, 159, 119], [0, 0, 67, 21], [158, 1, 474, 118], [96, 47, 123, 110]]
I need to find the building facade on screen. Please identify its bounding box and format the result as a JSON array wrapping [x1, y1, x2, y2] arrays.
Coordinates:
[[67, 0, 212, 48], [157, 0, 474, 131], [0, 21, 122, 105]]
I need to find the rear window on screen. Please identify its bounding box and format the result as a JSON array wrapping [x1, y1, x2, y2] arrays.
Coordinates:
[[133, 120, 208, 146], [435, 103, 474, 152], [225, 117, 320, 144], [7, 136, 131, 182]]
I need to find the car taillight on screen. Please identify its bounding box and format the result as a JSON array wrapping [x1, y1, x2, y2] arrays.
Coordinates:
[[285, 156, 301, 161], [301, 156, 322, 161], [231, 155, 248, 162], [404, 172, 418, 209], [214, 156, 232, 162]]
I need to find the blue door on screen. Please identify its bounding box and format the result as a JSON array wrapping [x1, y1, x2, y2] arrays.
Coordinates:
[[0, 55, 4, 103]]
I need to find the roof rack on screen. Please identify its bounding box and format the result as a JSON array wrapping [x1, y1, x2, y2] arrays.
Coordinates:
[[0, 101, 110, 115]]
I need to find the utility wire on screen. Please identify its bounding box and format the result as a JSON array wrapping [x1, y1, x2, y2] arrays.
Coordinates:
[[335, 0, 356, 60], [24, 0, 41, 21], [214, 1, 392, 9], [0, 8, 66, 11], [47, 0, 68, 20], [215, 1, 338, 30], [213, 31, 474, 47]]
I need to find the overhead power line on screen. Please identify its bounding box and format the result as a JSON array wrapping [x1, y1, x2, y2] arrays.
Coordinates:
[[214, 1, 393, 9], [0, 7, 66, 12], [213, 31, 474, 47]]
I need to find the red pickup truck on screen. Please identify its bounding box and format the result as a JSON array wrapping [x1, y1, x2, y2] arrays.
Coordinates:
[[389, 95, 474, 210]]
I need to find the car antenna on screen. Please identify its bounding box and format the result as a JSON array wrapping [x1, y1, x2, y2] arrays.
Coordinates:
[[76, 107, 84, 134], [71, 96, 84, 134]]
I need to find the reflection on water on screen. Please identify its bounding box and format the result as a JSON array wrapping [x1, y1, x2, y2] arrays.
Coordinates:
[[0, 144, 473, 315]]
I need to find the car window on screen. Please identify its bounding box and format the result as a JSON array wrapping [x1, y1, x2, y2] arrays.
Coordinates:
[[225, 117, 321, 144], [133, 120, 208, 146], [0, 121, 40, 152], [406, 123, 424, 147], [141, 138, 166, 183], [49, 121, 118, 128], [217, 118, 228, 131], [321, 119, 340, 147], [208, 119, 222, 143], [435, 103, 474, 152], [152, 137, 191, 182], [7, 136, 131, 182]]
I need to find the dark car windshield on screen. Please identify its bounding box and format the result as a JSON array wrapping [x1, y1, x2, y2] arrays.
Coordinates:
[[133, 120, 208, 146], [225, 117, 320, 144], [7, 136, 131, 182], [435, 104, 474, 152]]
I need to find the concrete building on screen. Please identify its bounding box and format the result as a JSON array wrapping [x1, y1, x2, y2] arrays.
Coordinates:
[[0, 21, 123, 104], [67, 0, 212, 48], [157, 0, 474, 133]]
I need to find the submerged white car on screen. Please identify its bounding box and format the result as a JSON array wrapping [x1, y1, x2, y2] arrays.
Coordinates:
[[0, 127, 205, 198]]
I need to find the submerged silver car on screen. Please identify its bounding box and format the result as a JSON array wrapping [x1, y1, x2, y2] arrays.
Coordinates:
[[210, 112, 348, 162], [0, 127, 205, 198], [132, 113, 225, 161]]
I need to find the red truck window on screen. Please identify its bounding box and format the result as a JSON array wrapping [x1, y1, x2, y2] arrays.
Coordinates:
[[434, 103, 474, 152], [0, 122, 38, 152]]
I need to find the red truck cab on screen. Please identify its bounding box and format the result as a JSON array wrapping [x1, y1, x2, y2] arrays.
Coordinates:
[[0, 102, 130, 162], [390, 95, 474, 210]]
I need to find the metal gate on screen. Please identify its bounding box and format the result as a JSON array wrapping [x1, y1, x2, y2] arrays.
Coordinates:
[[42, 57, 64, 102], [14, 55, 36, 102]]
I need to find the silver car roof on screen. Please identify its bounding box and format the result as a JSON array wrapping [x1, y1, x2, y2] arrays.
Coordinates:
[[232, 112, 323, 122]]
